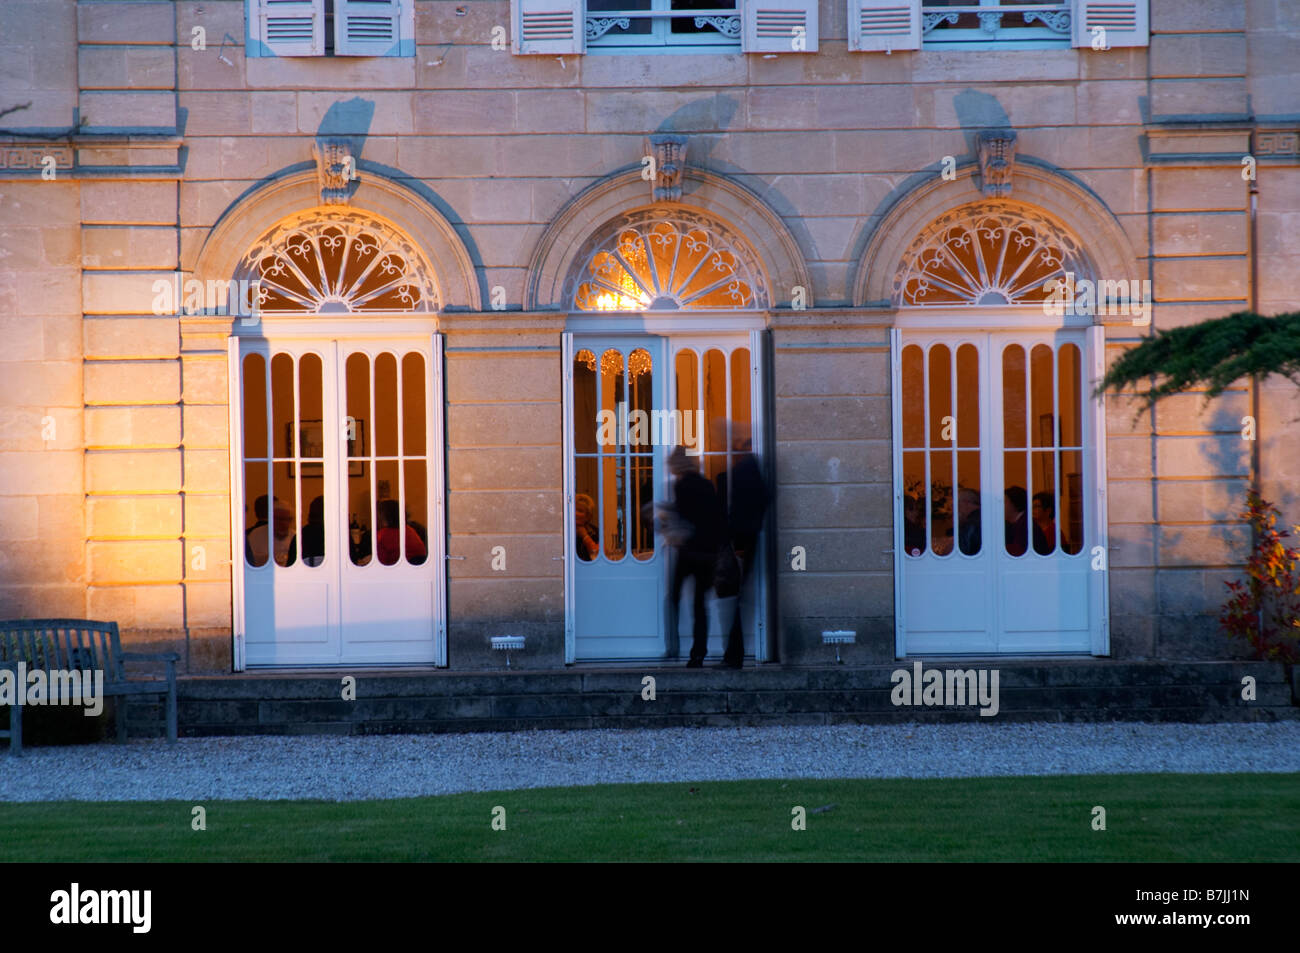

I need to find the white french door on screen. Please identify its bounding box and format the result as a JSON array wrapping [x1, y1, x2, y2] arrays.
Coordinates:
[[231, 332, 446, 667], [892, 327, 1108, 655], [563, 327, 769, 662]]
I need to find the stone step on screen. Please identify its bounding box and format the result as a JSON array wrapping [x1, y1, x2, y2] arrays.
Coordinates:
[[167, 660, 1299, 736], [179, 660, 1292, 699], [177, 706, 1300, 739]]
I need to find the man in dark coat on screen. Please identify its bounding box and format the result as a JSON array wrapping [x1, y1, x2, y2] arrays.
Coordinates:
[[715, 428, 769, 668], [668, 445, 726, 668]]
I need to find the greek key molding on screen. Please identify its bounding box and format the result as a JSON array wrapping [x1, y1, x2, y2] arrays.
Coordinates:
[[0, 145, 73, 170], [1257, 131, 1300, 156]]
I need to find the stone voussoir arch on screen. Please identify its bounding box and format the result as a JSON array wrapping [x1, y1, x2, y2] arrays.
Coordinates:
[[192, 169, 481, 312], [527, 167, 812, 312], [852, 160, 1140, 314]]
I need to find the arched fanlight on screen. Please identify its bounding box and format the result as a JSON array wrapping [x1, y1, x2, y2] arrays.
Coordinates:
[[568, 211, 768, 311], [894, 204, 1090, 306], [237, 212, 439, 314]]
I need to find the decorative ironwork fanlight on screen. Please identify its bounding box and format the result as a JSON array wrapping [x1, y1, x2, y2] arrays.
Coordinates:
[[569, 210, 768, 311], [894, 203, 1090, 306], [237, 212, 439, 313]]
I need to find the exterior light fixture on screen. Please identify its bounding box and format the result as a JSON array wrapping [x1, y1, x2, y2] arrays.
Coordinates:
[[821, 630, 855, 664], [491, 635, 526, 669]]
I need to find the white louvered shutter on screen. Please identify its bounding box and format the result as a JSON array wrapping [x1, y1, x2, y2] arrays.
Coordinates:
[[847, 0, 919, 52], [1071, 0, 1148, 49], [336, 0, 404, 56], [257, 0, 324, 56], [511, 0, 584, 54], [742, 0, 819, 53]]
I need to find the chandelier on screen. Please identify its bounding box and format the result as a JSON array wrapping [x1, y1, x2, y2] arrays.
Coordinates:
[[575, 348, 652, 377]]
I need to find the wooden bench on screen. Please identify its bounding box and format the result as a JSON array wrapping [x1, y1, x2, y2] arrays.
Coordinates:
[[0, 619, 178, 755]]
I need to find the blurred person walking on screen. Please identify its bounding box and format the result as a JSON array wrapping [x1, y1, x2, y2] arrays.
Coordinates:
[[714, 423, 769, 668], [666, 445, 727, 668]]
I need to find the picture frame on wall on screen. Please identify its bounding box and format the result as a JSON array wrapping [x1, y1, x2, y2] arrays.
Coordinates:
[[288, 419, 365, 476]]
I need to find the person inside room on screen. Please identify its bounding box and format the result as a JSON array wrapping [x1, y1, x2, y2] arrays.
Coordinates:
[[245, 494, 270, 566], [1032, 491, 1057, 555], [1005, 486, 1030, 557], [376, 498, 427, 565], [575, 492, 600, 562], [271, 497, 297, 567], [957, 486, 982, 556], [301, 495, 325, 567]]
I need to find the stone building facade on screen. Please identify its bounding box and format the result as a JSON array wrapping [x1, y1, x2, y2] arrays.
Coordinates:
[[0, 0, 1297, 673]]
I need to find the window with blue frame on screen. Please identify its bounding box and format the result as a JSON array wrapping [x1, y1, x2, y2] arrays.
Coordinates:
[[585, 0, 742, 51], [921, 1, 1073, 48]]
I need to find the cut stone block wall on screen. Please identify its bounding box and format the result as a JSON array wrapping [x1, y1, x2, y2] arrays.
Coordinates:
[[442, 316, 565, 669]]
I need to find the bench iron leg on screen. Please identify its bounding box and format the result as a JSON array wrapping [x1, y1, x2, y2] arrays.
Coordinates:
[[115, 695, 127, 743]]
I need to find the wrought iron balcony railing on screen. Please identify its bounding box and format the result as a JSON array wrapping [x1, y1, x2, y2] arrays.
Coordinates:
[[922, 3, 1071, 37], [586, 8, 741, 41]]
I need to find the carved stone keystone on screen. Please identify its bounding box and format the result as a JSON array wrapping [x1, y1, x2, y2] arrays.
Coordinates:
[[976, 129, 1017, 198], [645, 134, 687, 203], [313, 138, 357, 205]]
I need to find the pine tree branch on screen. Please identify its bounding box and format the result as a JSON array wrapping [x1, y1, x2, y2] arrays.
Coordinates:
[[1095, 311, 1300, 408]]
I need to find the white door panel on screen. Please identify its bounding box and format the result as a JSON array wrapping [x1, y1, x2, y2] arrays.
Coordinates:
[[245, 579, 332, 649], [906, 569, 988, 633], [341, 580, 435, 643]]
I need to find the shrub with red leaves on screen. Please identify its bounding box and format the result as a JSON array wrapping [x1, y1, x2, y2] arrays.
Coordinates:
[[1220, 491, 1300, 663]]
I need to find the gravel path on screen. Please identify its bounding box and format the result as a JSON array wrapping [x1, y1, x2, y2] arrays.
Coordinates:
[[2, 722, 1298, 802]]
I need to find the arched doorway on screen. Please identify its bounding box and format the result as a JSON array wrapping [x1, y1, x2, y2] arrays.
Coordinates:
[[228, 211, 447, 667], [888, 202, 1110, 655], [560, 209, 773, 663]]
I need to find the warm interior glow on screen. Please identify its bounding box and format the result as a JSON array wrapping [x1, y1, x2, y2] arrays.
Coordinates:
[[574, 218, 759, 311]]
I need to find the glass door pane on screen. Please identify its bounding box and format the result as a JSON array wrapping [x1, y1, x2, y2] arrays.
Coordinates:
[[344, 348, 430, 569]]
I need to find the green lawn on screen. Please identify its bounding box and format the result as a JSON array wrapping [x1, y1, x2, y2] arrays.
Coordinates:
[[2, 773, 1296, 862]]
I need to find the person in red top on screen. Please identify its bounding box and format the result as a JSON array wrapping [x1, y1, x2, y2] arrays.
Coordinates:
[[376, 499, 427, 565]]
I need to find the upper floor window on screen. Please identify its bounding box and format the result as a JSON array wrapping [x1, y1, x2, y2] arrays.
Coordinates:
[[512, 0, 818, 54], [848, 1, 1147, 52], [586, 0, 741, 51], [247, 0, 415, 57], [921, 1, 1072, 48]]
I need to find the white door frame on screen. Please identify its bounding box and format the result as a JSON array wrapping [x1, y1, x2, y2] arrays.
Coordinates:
[[561, 313, 772, 664], [889, 310, 1110, 657], [227, 316, 447, 670]]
